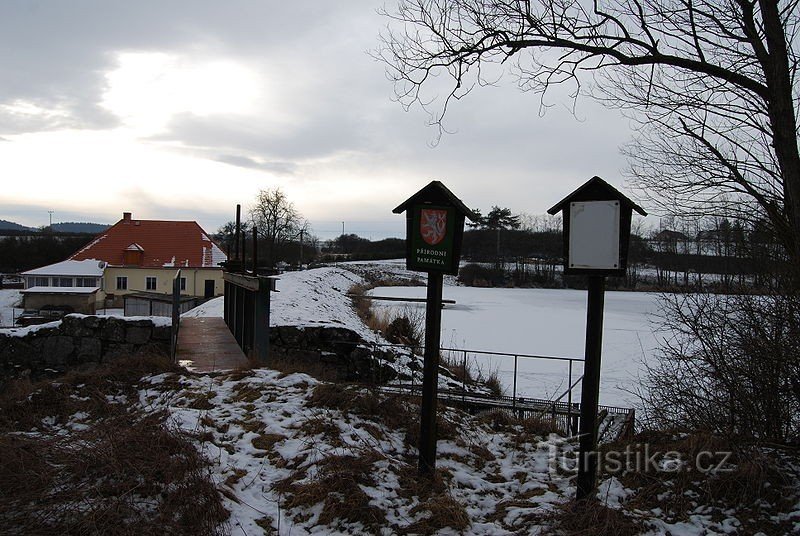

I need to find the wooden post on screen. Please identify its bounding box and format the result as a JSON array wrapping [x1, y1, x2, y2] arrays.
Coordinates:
[[234, 204, 241, 262], [393, 181, 477, 476], [419, 271, 443, 476], [241, 229, 247, 273], [252, 226, 259, 275], [170, 269, 181, 363], [576, 275, 606, 501]]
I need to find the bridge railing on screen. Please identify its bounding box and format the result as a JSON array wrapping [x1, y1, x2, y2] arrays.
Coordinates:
[[223, 271, 277, 363]]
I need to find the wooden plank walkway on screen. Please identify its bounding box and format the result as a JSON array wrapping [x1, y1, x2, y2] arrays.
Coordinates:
[[176, 317, 250, 373]]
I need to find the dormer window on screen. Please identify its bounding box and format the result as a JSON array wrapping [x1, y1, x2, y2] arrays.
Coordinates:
[[123, 243, 145, 265]]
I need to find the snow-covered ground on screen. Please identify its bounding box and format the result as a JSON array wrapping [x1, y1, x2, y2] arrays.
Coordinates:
[[0, 289, 23, 327], [145, 367, 579, 535], [368, 286, 660, 408], [186, 268, 385, 344]]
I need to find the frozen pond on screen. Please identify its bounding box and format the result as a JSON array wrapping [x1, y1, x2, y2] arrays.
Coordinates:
[[369, 286, 664, 408]]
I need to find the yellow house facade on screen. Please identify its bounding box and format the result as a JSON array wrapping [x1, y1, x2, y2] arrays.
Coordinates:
[[102, 266, 224, 307]]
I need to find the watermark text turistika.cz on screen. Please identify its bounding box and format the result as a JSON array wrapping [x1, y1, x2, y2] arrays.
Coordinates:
[[549, 441, 734, 475]]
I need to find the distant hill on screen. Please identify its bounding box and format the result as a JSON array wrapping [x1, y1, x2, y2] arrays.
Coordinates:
[[0, 220, 110, 235], [0, 219, 36, 232], [50, 222, 110, 234]]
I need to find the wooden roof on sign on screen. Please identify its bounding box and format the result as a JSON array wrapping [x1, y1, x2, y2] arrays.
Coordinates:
[[393, 180, 480, 222], [547, 176, 647, 216]]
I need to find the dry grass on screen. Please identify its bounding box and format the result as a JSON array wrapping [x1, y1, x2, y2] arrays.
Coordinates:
[[476, 408, 564, 440], [406, 492, 470, 534], [599, 431, 800, 534], [441, 351, 504, 397], [308, 383, 414, 430], [275, 451, 386, 531], [267, 353, 345, 382], [392, 462, 470, 534], [0, 355, 227, 535], [252, 432, 286, 452], [350, 283, 424, 347], [401, 405, 460, 449], [545, 499, 643, 536]]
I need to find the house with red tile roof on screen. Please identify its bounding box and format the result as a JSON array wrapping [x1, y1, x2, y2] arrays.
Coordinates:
[[21, 212, 227, 312]]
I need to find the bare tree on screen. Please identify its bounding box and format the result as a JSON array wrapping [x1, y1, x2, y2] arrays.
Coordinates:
[[377, 0, 800, 265], [249, 188, 308, 267]]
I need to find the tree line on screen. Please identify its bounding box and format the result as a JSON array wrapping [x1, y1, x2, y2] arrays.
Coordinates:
[[0, 234, 97, 274]]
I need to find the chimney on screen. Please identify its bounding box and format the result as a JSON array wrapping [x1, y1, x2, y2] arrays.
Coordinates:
[[123, 212, 132, 223]]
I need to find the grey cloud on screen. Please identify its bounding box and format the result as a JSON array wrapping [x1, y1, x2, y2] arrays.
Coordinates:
[[214, 154, 298, 175], [0, 0, 636, 229], [0, 1, 369, 135]]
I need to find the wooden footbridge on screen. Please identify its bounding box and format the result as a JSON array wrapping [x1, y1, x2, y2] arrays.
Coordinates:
[[176, 317, 250, 373]]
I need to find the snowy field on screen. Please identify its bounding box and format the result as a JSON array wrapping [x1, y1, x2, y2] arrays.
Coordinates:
[[0, 289, 23, 327], [369, 285, 663, 409]]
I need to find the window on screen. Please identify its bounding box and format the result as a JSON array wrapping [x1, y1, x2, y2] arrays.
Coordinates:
[[76, 277, 97, 287], [116, 276, 128, 290], [30, 277, 48, 287], [59, 277, 73, 287], [180, 277, 187, 291], [146, 276, 157, 291]]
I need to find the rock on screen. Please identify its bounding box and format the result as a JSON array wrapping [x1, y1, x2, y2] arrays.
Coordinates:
[[273, 326, 304, 348], [4, 338, 38, 365], [152, 325, 172, 341], [77, 337, 102, 361], [101, 317, 127, 342], [134, 341, 168, 358], [61, 316, 95, 337], [103, 343, 134, 360], [126, 326, 152, 345], [42, 336, 75, 366], [81, 316, 103, 330], [124, 319, 155, 328]]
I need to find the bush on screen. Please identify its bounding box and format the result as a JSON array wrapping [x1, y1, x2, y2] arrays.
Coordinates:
[[641, 291, 800, 444], [457, 263, 507, 287]]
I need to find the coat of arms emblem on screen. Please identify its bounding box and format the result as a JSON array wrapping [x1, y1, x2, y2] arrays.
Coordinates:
[[420, 208, 447, 245]]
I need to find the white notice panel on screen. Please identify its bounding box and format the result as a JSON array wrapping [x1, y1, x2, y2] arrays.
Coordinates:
[[569, 201, 620, 269]]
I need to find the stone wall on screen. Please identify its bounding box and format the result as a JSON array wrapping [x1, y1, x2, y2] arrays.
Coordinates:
[[270, 325, 407, 383], [0, 314, 171, 385]]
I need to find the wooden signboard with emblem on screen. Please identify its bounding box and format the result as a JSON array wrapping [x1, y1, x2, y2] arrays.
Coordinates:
[[394, 181, 477, 476], [397, 182, 471, 275]]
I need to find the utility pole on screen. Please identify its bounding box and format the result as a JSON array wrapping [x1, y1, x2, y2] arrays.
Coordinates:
[[299, 229, 304, 267]]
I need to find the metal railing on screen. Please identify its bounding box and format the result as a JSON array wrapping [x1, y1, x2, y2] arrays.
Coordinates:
[[223, 271, 276, 363], [267, 336, 635, 440]]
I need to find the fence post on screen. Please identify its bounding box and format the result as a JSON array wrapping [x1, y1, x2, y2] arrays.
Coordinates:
[[170, 269, 181, 363], [512, 355, 518, 413], [462, 350, 467, 405], [567, 360, 573, 433]]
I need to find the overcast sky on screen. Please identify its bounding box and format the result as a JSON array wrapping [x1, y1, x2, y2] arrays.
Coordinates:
[[0, 0, 636, 239]]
